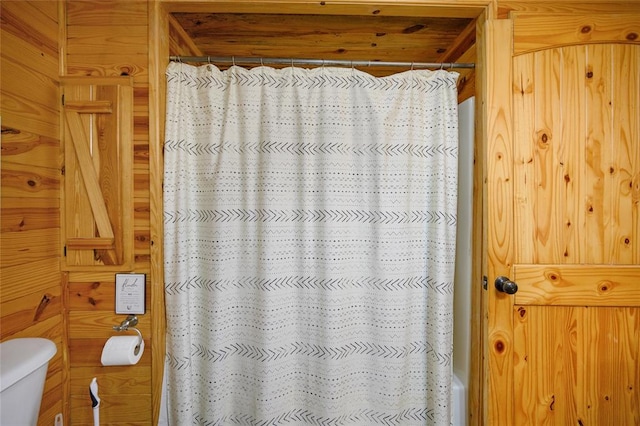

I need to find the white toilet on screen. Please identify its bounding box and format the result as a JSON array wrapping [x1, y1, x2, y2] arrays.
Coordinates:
[[0, 338, 57, 426]]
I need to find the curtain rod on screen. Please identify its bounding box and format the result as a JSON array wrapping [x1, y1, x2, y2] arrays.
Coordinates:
[[169, 56, 475, 69]]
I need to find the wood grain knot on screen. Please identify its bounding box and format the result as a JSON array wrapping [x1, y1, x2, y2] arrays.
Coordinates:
[[1, 126, 20, 134], [536, 130, 550, 148], [626, 32, 638, 41], [27, 179, 37, 187], [586, 71, 594, 79], [581, 25, 592, 34], [372, 9, 380, 15], [33, 294, 52, 321], [403, 24, 426, 34], [517, 307, 526, 318], [494, 340, 505, 354], [598, 281, 612, 293]]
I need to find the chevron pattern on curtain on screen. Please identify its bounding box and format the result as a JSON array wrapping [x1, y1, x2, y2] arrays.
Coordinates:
[[163, 62, 459, 425]]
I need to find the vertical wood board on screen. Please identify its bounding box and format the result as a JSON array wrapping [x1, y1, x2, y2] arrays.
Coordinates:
[[611, 45, 639, 264], [485, 18, 515, 426]]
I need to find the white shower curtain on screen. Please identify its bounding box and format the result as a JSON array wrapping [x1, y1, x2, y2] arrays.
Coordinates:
[[163, 62, 459, 425]]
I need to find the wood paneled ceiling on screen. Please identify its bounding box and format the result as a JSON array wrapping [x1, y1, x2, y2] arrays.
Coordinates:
[[171, 12, 476, 74]]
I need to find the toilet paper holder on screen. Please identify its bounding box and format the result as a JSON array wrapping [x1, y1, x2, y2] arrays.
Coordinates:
[[112, 315, 143, 355]]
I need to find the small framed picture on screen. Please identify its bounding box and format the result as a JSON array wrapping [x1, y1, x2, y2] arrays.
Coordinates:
[[115, 273, 146, 314]]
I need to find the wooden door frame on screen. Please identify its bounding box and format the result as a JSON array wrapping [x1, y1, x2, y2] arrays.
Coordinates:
[[148, 2, 495, 424], [482, 17, 514, 426]]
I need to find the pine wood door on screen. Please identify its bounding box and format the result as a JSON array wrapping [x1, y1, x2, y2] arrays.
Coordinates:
[[486, 13, 640, 426]]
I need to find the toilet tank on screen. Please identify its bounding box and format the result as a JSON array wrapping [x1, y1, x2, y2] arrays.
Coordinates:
[[0, 338, 57, 426]]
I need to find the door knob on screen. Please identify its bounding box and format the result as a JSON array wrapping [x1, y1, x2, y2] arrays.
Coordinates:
[[495, 276, 518, 294]]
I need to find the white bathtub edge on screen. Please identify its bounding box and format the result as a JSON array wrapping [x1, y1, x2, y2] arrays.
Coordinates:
[[452, 373, 467, 426]]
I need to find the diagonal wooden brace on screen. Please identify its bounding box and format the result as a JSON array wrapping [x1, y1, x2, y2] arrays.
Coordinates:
[[64, 110, 115, 241]]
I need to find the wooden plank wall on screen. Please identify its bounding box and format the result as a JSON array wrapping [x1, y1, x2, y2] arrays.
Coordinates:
[[0, 1, 66, 425], [64, 1, 153, 424]]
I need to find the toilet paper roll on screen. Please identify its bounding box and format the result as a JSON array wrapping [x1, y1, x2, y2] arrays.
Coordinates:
[[100, 336, 144, 366]]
